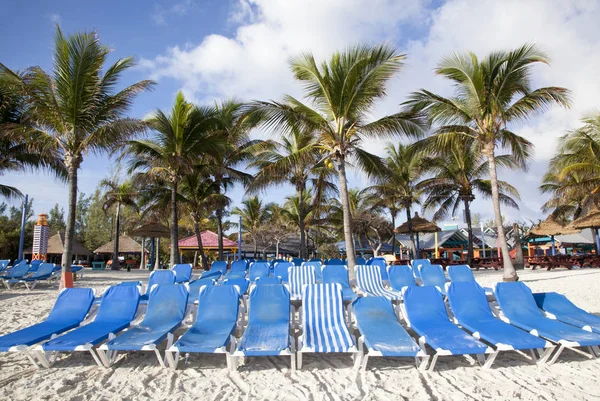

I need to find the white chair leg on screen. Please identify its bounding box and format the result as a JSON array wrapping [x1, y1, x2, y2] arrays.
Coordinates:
[[427, 354, 439, 372], [548, 344, 565, 365], [89, 349, 104, 367]]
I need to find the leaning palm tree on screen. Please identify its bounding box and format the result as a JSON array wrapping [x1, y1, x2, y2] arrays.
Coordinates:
[[404, 44, 571, 281], [231, 196, 274, 258], [247, 44, 424, 277], [127, 92, 224, 266], [100, 178, 138, 270], [418, 138, 520, 262], [0, 26, 153, 286]]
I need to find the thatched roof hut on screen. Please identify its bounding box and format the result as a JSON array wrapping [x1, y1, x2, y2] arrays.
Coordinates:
[[129, 222, 170, 238], [571, 210, 600, 230], [530, 215, 579, 236], [25, 232, 91, 256], [94, 235, 146, 254], [395, 212, 441, 234]]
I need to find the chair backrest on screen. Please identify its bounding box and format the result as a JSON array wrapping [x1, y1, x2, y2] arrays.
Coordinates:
[[355, 257, 366, 265], [325, 258, 344, 265], [249, 262, 270, 281], [495, 282, 545, 321], [7, 262, 30, 278], [273, 261, 293, 282], [387, 264, 416, 290], [188, 278, 215, 302], [447, 264, 474, 282], [29, 260, 43, 272], [302, 261, 322, 281], [46, 288, 95, 325], [367, 257, 388, 280], [148, 270, 176, 290], [289, 264, 316, 298], [270, 259, 286, 268], [0, 259, 9, 271], [118, 281, 143, 287], [410, 258, 431, 279], [291, 257, 304, 266], [211, 261, 228, 273], [32, 263, 56, 278], [172, 263, 192, 283], [420, 264, 447, 291], [230, 260, 247, 272], [447, 281, 495, 322], [142, 284, 189, 328], [255, 276, 282, 285], [248, 284, 290, 326], [321, 264, 351, 290], [96, 285, 140, 324], [355, 264, 386, 293], [402, 286, 448, 326], [195, 285, 240, 329], [221, 278, 250, 294], [301, 283, 354, 351], [308, 258, 322, 263]]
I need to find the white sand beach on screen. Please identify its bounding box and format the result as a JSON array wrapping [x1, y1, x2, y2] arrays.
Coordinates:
[[1, 268, 600, 401]]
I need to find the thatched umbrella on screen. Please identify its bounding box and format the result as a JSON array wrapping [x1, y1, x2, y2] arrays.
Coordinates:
[[130, 223, 170, 270], [395, 212, 441, 257], [530, 215, 579, 256], [570, 210, 600, 254]]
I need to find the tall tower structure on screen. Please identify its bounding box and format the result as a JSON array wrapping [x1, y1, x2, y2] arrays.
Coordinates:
[[32, 213, 49, 261]]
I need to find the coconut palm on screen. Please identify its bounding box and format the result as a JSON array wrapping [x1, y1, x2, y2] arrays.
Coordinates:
[[127, 92, 224, 266], [231, 196, 275, 258], [0, 26, 153, 285], [247, 44, 424, 277], [418, 138, 519, 261], [404, 44, 570, 281], [100, 178, 138, 270]]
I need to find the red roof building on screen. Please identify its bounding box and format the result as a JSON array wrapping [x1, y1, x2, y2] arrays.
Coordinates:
[[178, 230, 238, 251]]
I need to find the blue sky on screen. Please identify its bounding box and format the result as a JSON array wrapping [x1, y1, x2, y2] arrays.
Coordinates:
[[2, 0, 600, 231]]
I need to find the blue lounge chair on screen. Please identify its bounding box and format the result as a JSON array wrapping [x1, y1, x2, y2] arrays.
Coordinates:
[[322, 264, 357, 302], [188, 278, 216, 305], [167, 285, 241, 370], [354, 296, 428, 371], [118, 281, 143, 286], [302, 260, 322, 282], [233, 284, 295, 370], [289, 264, 316, 301], [248, 261, 269, 282], [0, 288, 95, 367], [29, 260, 43, 272], [8, 263, 58, 290], [325, 258, 345, 265], [200, 269, 222, 280], [273, 261, 293, 282], [387, 264, 417, 292], [226, 260, 247, 278], [366, 257, 389, 281], [534, 292, 600, 334], [222, 278, 249, 295], [355, 257, 366, 265], [211, 261, 228, 274], [447, 282, 554, 366], [140, 270, 176, 303], [355, 265, 401, 300], [70, 265, 84, 279], [254, 276, 282, 285], [402, 286, 492, 371], [298, 283, 359, 369], [0, 263, 31, 286], [98, 284, 189, 367], [447, 264, 493, 295], [37, 285, 140, 367], [172, 263, 192, 283], [420, 264, 448, 295], [0, 259, 10, 272], [410, 258, 430, 281], [495, 282, 600, 363], [291, 257, 304, 266]]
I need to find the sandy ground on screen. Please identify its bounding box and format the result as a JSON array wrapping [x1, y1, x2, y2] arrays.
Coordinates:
[[1, 267, 600, 400]]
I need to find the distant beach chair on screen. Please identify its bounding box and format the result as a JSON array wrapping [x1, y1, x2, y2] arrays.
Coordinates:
[[410, 258, 430, 281], [248, 261, 270, 282], [291, 257, 304, 266], [97, 284, 189, 367], [325, 258, 345, 265], [188, 278, 216, 304], [221, 277, 250, 295], [167, 285, 241, 370], [233, 284, 295, 370], [321, 264, 357, 302], [366, 257, 389, 280], [387, 264, 417, 292], [0, 288, 95, 367], [70, 265, 84, 279], [420, 264, 448, 295], [29, 260, 43, 272], [402, 286, 493, 371], [0, 259, 10, 272], [355, 265, 401, 300], [302, 260, 323, 282], [0, 262, 31, 287], [297, 283, 360, 369], [447, 281, 554, 366], [495, 282, 600, 363], [289, 264, 316, 301], [353, 296, 428, 371], [533, 292, 600, 334], [254, 276, 282, 285], [211, 261, 228, 274], [8, 263, 58, 290], [172, 263, 193, 283], [36, 285, 140, 367], [355, 257, 366, 265], [273, 261, 293, 282], [140, 270, 176, 303], [226, 260, 247, 278], [447, 264, 493, 295]]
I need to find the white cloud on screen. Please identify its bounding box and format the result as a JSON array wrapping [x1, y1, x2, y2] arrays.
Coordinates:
[[151, 0, 194, 26]]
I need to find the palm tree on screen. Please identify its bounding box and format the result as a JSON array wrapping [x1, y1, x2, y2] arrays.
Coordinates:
[[231, 196, 274, 258], [100, 178, 138, 270], [404, 44, 570, 281], [247, 44, 424, 278], [418, 138, 520, 261], [0, 26, 153, 285], [127, 92, 224, 266]]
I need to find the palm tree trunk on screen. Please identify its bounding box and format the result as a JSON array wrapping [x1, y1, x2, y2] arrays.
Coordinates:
[[170, 181, 179, 267], [216, 208, 224, 260], [61, 160, 78, 288], [463, 198, 474, 263], [193, 219, 209, 270], [111, 202, 121, 270], [484, 147, 517, 280], [406, 207, 417, 259], [298, 187, 306, 259], [390, 209, 396, 255], [336, 157, 356, 278]]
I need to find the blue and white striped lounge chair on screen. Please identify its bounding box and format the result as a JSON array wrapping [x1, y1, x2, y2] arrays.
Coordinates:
[[420, 264, 448, 295], [289, 264, 316, 301], [402, 286, 494, 371], [226, 260, 247, 278], [8, 263, 58, 290], [447, 282, 554, 366], [233, 284, 295, 370], [98, 284, 189, 367], [387, 264, 417, 292], [167, 285, 241, 370], [354, 296, 428, 371], [495, 282, 600, 363], [140, 270, 176, 303], [533, 292, 600, 334], [298, 283, 360, 370], [273, 261, 293, 282], [0, 288, 95, 367], [410, 258, 430, 282], [355, 265, 401, 300], [447, 264, 493, 295], [0, 263, 31, 286], [302, 260, 322, 282], [172, 263, 193, 283], [36, 285, 140, 367], [322, 264, 357, 302], [366, 257, 389, 281], [248, 261, 270, 282]]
